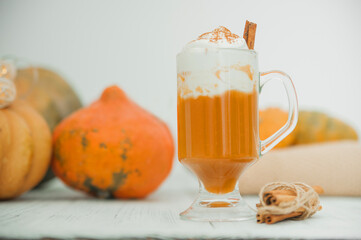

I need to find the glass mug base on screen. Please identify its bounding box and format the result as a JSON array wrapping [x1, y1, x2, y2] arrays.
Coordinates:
[[180, 184, 255, 222]]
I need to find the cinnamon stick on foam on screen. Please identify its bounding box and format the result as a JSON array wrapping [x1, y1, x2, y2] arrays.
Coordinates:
[[243, 20, 257, 50]]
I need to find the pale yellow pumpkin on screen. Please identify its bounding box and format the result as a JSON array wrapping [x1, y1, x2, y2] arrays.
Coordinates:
[[14, 67, 82, 186], [0, 100, 52, 199]]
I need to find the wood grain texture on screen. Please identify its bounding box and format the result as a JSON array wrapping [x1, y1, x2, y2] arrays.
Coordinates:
[[0, 163, 361, 239]]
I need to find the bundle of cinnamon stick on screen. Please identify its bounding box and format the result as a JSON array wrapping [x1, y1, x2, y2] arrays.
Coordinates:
[[256, 184, 324, 224]]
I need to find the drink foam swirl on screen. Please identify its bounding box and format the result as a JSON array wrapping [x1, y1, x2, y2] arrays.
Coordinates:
[[177, 26, 256, 99]]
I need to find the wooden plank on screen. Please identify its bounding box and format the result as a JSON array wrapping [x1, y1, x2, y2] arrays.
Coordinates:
[[0, 166, 361, 239]]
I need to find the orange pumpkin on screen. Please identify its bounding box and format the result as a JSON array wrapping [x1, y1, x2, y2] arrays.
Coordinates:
[[0, 100, 52, 199], [52, 86, 174, 199], [259, 107, 295, 148]]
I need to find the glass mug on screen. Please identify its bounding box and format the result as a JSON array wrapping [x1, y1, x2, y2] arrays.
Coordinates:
[[177, 48, 298, 221]]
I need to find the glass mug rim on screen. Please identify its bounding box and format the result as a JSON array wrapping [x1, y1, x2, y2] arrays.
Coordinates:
[[177, 47, 258, 58]]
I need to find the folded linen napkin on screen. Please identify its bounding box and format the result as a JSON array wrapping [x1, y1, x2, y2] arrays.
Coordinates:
[[239, 141, 361, 196]]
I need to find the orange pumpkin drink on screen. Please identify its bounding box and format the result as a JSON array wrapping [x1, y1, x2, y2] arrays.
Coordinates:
[[177, 27, 259, 194], [178, 83, 258, 194], [177, 24, 298, 221]]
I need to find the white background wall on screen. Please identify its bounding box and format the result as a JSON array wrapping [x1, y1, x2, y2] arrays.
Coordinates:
[[1, 0, 361, 139]]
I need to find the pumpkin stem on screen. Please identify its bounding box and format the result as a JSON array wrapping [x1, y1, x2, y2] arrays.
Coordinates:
[[0, 60, 17, 109], [100, 85, 127, 103]]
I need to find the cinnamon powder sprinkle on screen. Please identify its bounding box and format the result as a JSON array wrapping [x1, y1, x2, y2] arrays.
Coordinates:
[[197, 26, 241, 44], [195, 86, 203, 93]]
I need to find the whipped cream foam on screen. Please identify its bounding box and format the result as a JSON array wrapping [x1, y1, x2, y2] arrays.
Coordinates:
[[177, 26, 257, 99], [183, 26, 249, 50]]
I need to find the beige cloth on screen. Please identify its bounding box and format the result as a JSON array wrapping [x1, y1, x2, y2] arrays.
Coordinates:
[[239, 141, 361, 196]]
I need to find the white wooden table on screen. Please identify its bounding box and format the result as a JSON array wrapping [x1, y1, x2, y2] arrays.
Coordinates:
[[1, 163, 361, 239]]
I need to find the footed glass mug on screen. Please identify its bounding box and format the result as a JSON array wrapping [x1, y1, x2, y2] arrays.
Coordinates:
[[177, 48, 298, 221]]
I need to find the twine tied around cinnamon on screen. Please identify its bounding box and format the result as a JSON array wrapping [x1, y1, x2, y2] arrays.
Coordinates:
[[258, 182, 321, 220]]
